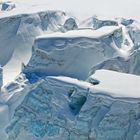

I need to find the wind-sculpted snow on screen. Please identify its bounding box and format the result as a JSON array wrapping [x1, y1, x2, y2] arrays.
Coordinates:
[[0, 10, 69, 66], [0, 73, 31, 140], [0, 10, 78, 84], [4, 75, 140, 140], [23, 27, 125, 82], [120, 18, 134, 26], [1, 11, 140, 85], [90, 48, 140, 76]]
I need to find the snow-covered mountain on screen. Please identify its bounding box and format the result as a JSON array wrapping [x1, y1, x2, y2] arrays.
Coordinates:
[[0, 0, 140, 140]]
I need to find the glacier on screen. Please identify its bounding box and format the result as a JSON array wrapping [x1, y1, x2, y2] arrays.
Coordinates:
[[90, 48, 140, 76], [23, 26, 123, 81], [2, 71, 140, 140], [0, 10, 77, 84], [0, 1, 140, 140]]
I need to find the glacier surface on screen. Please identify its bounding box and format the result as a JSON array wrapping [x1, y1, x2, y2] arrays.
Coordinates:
[[0, 1, 140, 140]]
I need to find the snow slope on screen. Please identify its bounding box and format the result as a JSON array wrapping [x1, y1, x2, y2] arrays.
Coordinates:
[[0, 10, 77, 85], [88, 69, 140, 97], [0, 1, 140, 85]]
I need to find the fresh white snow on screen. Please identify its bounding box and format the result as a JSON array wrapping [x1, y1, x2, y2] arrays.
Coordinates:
[[90, 69, 140, 98], [46, 69, 140, 98], [36, 26, 120, 39]]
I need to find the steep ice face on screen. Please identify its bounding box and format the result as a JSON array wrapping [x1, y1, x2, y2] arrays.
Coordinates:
[[123, 20, 140, 48], [0, 10, 77, 84], [60, 18, 78, 32], [88, 19, 140, 76], [0, 73, 31, 140], [90, 48, 140, 76], [5, 75, 140, 140], [0, 10, 68, 67], [80, 17, 135, 53], [0, 104, 9, 140], [120, 18, 134, 26], [80, 17, 140, 52], [80, 16, 118, 29], [23, 27, 124, 82]]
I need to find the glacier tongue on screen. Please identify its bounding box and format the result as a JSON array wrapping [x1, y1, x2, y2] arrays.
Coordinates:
[[1, 13, 140, 85]]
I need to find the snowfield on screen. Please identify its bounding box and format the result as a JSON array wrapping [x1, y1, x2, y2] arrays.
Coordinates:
[[0, 0, 140, 140], [89, 70, 140, 98]]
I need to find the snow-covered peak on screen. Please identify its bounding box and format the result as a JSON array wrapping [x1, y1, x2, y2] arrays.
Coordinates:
[[0, 10, 76, 85]]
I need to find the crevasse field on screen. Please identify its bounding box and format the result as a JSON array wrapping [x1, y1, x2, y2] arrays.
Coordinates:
[[0, 0, 140, 140]]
